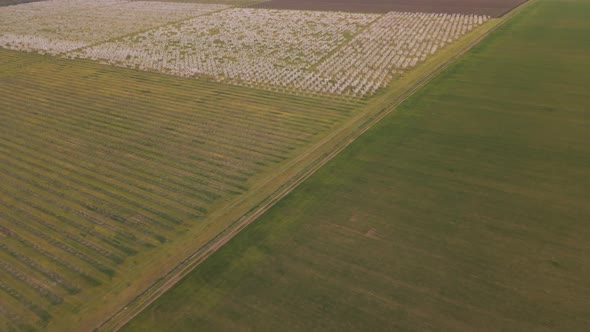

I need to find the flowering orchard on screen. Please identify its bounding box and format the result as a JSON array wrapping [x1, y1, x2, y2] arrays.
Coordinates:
[[1, 0, 489, 96], [68, 9, 378, 90], [0, 0, 227, 54], [316, 12, 490, 96]]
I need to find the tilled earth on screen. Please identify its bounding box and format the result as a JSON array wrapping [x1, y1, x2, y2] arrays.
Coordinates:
[[252, 0, 528, 17]]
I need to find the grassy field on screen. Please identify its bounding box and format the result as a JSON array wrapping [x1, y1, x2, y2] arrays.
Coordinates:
[[0, 0, 503, 327], [122, 0, 590, 330], [0, 49, 364, 331], [0, 0, 506, 328]]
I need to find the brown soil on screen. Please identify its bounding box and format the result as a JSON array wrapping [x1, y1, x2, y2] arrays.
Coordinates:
[[251, 0, 528, 17]]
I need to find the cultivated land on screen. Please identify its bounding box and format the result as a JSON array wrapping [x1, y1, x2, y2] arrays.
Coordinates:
[[1, 0, 490, 97], [0, 0, 229, 54], [0, 8, 499, 328], [252, 0, 527, 17], [136, 0, 262, 4], [121, 0, 590, 330], [0, 0, 502, 328], [0, 0, 44, 6], [0, 14, 499, 327], [4, 0, 576, 331], [0, 48, 366, 331]]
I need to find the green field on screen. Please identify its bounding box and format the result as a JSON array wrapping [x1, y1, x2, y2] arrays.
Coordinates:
[[0, 49, 365, 331], [0, 0, 503, 327], [122, 0, 590, 330]]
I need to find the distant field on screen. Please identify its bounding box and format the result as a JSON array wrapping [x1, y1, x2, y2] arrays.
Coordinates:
[[0, 0, 44, 6], [252, 0, 527, 16], [133, 0, 261, 4], [122, 0, 590, 330], [71, 10, 487, 97], [0, 49, 364, 331], [0, 0, 490, 97], [0, 0, 228, 54], [0, 0, 257, 7]]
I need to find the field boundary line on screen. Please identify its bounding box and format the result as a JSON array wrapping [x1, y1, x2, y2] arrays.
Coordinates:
[[308, 13, 383, 72], [62, 5, 234, 55], [96, 1, 536, 330]]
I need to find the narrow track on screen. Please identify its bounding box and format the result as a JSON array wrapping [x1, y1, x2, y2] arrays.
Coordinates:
[[96, 2, 535, 330]]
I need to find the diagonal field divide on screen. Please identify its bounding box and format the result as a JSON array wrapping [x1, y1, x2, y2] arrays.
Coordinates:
[[96, 1, 536, 330]]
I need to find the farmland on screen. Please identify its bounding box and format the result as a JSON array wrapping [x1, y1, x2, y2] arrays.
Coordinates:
[[120, 0, 590, 331], [0, 0, 44, 6], [0, 20, 500, 331], [0, 47, 367, 331], [0, 5, 496, 326], [137, 0, 262, 4], [4, 0, 586, 331], [252, 0, 527, 17], [0, 0, 502, 327], [1, 0, 490, 97], [0, 0, 228, 54]]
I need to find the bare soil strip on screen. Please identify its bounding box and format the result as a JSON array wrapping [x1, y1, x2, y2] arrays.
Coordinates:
[[252, 0, 527, 17]]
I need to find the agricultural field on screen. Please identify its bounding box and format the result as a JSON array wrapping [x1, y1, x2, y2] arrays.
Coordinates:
[[0, 0, 500, 328], [252, 0, 527, 17], [0, 47, 366, 331], [0, 0, 45, 6], [136, 0, 261, 4], [121, 0, 590, 331], [71, 10, 487, 97], [69, 9, 379, 95], [3, 0, 574, 331], [0, 0, 228, 54], [0, 0, 490, 97]]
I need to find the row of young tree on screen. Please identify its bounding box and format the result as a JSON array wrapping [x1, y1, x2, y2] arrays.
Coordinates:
[[68, 9, 488, 97], [0, 2, 490, 98], [0, 0, 227, 53]]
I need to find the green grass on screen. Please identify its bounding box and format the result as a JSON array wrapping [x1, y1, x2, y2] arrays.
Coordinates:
[[0, 1, 500, 328], [0, 50, 362, 331], [122, 0, 590, 330]]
